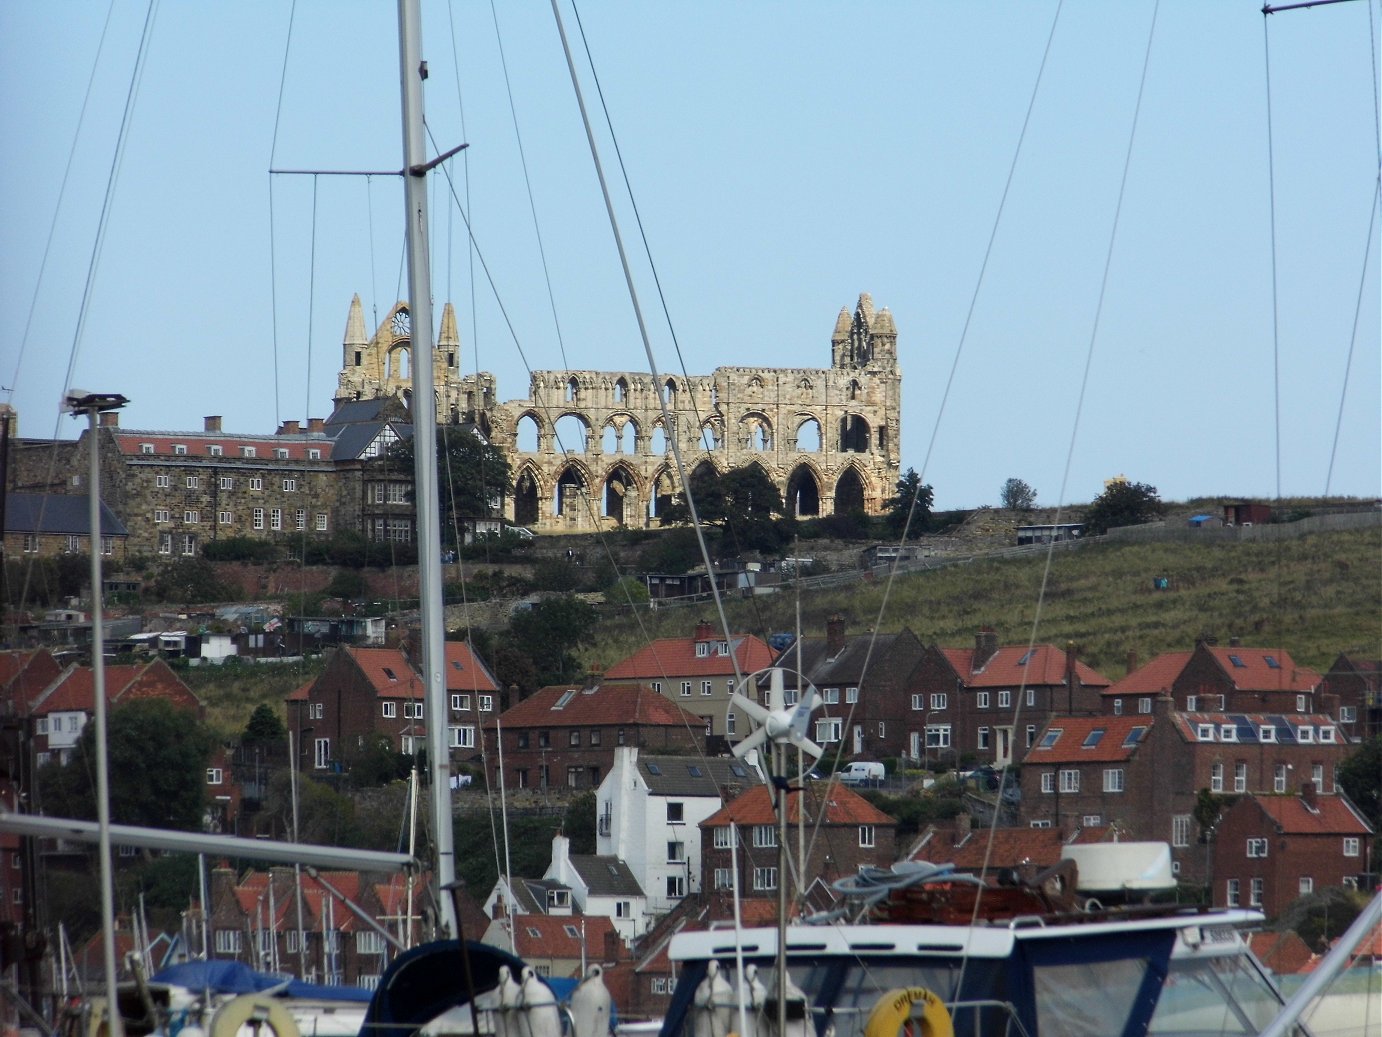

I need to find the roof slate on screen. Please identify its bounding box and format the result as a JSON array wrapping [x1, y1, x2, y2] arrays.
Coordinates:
[[1024, 715, 1153, 764], [768, 631, 915, 686], [5, 493, 128, 537], [701, 784, 894, 827], [569, 856, 644, 897], [638, 755, 757, 797], [494, 683, 703, 730]]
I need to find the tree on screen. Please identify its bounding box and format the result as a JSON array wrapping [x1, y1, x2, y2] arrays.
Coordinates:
[[147, 557, 231, 604], [505, 595, 598, 686], [389, 428, 513, 544], [885, 468, 934, 535], [1082, 479, 1164, 535], [1000, 478, 1037, 511], [241, 703, 288, 751], [39, 699, 216, 831], [1337, 735, 1381, 832]]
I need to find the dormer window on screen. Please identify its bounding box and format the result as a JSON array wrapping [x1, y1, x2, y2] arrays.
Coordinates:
[[241, 446, 256, 458], [174, 444, 187, 455], [140, 443, 154, 454], [718, 641, 729, 655], [1220, 725, 1238, 742], [696, 642, 709, 657], [1197, 724, 1215, 740], [1259, 726, 1277, 742], [1297, 726, 1314, 743], [207, 444, 222, 456], [275, 448, 289, 459], [1320, 727, 1336, 743]]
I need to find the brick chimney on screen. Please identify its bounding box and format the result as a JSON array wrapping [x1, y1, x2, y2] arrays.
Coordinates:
[[307, 417, 325, 433], [204, 415, 222, 433], [974, 627, 999, 669], [1228, 636, 1242, 648], [279, 420, 300, 435], [1153, 693, 1175, 718], [826, 614, 846, 656], [694, 619, 714, 642], [1126, 649, 1138, 675], [98, 411, 119, 428], [1301, 781, 1318, 810], [603, 929, 621, 963]]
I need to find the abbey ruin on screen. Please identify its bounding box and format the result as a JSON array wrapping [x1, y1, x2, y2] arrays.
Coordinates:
[[334, 293, 902, 534]]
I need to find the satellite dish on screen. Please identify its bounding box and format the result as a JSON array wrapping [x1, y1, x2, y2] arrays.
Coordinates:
[[730, 666, 824, 763]]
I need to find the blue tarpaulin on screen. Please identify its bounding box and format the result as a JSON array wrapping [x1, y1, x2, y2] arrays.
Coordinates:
[[152, 960, 374, 1002]]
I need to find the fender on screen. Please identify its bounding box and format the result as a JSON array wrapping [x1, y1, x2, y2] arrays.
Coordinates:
[[861, 986, 953, 1037], [208, 994, 300, 1037]]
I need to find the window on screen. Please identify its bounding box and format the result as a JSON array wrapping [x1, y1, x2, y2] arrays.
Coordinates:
[[753, 825, 777, 848], [22, 534, 38, 553], [206, 768, 223, 784], [1312, 763, 1325, 791], [155, 474, 171, 488], [309, 702, 323, 720], [666, 875, 686, 898], [382, 702, 397, 718], [1026, 688, 1035, 707], [479, 695, 493, 711], [1320, 727, 1336, 744], [283, 478, 297, 492], [154, 509, 170, 524], [1260, 726, 1277, 743], [925, 724, 951, 748], [1041, 772, 1055, 794], [998, 690, 1012, 708], [270, 508, 282, 530], [1139, 697, 1152, 714], [1221, 724, 1238, 742], [1103, 768, 1124, 792], [1234, 762, 1247, 793], [218, 511, 232, 525], [314, 738, 330, 769], [568, 729, 581, 747], [1226, 879, 1240, 907], [1197, 724, 1215, 740], [1173, 815, 1191, 848], [1083, 728, 1106, 748], [680, 681, 692, 697], [714, 827, 735, 849], [701, 680, 713, 697], [36, 719, 48, 736], [1026, 724, 1037, 747], [1296, 694, 1308, 712], [1083, 815, 1103, 827], [357, 931, 385, 955], [140, 443, 155, 454], [186, 475, 198, 488], [451, 726, 476, 749], [1246, 838, 1268, 859], [1250, 878, 1263, 907], [667, 841, 686, 863], [1029, 819, 1053, 829], [846, 686, 859, 703], [713, 868, 734, 890], [252, 508, 264, 530], [816, 718, 842, 743], [181, 534, 196, 556], [64, 534, 81, 553], [275, 448, 290, 460], [316, 512, 328, 531], [184, 510, 200, 524], [452, 694, 470, 711], [977, 726, 990, 750], [1299, 877, 1314, 896], [404, 702, 424, 719], [295, 509, 306, 530], [858, 825, 876, 848], [911, 694, 923, 710], [1113, 698, 1123, 715], [752, 867, 777, 891], [1059, 769, 1080, 792], [219, 475, 233, 490], [242, 446, 257, 458], [977, 691, 990, 709], [878, 720, 886, 738], [727, 712, 736, 735], [1039, 728, 1062, 749], [214, 930, 242, 954], [930, 693, 947, 710], [1344, 837, 1361, 857], [1211, 762, 1224, 793], [249, 476, 262, 489], [1340, 706, 1357, 723], [1297, 726, 1314, 744], [652, 978, 668, 995], [1274, 765, 1288, 793], [616, 901, 630, 918], [590, 728, 602, 746], [695, 642, 709, 658], [667, 802, 684, 823]]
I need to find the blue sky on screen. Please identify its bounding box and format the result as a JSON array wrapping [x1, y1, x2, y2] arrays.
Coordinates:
[[2, 1, 1378, 511]]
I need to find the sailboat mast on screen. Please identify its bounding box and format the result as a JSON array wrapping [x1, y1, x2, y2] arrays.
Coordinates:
[[396, 0, 457, 934]]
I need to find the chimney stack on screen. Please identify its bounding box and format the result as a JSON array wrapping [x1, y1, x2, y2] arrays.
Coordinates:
[[1153, 693, 1175, 718], [279, 420, 300, 435], [826, 614, 846, 655], [204, 415, 222, 433], [694, 619, 714, 642], [307, 417, 325, 433], [974, 627, 999, 669], [1126, 649, 1138, 675], [1301, 781, 1318, 810], [1228, 636, 1242, 648], [603, 929, 621, 963], [98, 411, 119, 428]]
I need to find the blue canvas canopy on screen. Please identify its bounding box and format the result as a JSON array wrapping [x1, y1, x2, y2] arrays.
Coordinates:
[[153, 960, 374, 1003]]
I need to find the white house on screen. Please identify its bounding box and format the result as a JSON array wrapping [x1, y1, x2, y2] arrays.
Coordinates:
[[595, 747, 761, 915]]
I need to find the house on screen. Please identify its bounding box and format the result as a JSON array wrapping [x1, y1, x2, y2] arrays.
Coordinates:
[[907, 813, 1128, 876], [29, 659, 202, 766], [1103, 643, 1325, 718], [3, 491, 129, 563], [543, 833, 648, 943], [602, 620, 777, 751], [484, 679, 705, 791], [763, 616, 924, 762], [1102, 652, 1194, 717], [1224, 502, 1273, 526], [905, 629, 1111, 770], [596, 747, 762, 915], [481, 912, 623, 980], [699, 784, 897, 901], [1319, 653, 1380, 741], [1213, 784, 1372, 918], [1022, 698, 1352, 885], [286, 642, 499, 774]]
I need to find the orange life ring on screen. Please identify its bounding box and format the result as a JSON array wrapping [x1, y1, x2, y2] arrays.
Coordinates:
[[861, 986, 953, 1037]]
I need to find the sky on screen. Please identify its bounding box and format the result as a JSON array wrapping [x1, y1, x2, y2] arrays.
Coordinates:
[[2, 1, 1378, 512]]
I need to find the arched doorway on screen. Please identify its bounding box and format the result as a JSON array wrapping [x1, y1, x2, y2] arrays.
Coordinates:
[[514, 469, 540, 527], [835, 467, 865, 515], [603, 465, 638, 526], [787, 465, 820, 517]]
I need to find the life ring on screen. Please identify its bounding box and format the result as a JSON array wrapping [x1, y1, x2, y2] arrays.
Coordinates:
[[208, 995, 300, 1037], [861, 987, 953, 1037]]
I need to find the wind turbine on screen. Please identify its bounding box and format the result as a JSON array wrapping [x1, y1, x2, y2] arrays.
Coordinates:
[[729, 667, 824, 763]]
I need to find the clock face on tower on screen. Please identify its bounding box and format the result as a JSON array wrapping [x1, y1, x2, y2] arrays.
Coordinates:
[[391, 309, 411, 338]]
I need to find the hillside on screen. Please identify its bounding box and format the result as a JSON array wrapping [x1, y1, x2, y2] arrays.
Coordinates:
[[580, 525, 1381, 681]]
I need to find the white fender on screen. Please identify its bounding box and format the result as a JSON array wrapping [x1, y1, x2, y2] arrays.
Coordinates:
[[760, 970, 809, 1037], [209, 995, 300, 1037], [738, 963, 767, 1037], [518, 965, 562, 1037], [570, 964, 612, 1037], [693, 961, 735, 1037]]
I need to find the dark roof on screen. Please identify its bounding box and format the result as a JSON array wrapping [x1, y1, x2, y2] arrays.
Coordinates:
[[568, 855, 644, 897], [327, 420, 413, 461], [326, 398, 405, 425], [638, 755, 757, 797], [764, 630, 917, 686], [5, 493, 127, 537]]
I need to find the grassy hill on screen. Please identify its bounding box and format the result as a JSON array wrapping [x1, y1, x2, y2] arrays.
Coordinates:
[[581, 526, 1380, 680]]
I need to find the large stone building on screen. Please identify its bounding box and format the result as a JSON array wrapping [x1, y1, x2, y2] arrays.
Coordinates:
[[335, 293, 904, 534]]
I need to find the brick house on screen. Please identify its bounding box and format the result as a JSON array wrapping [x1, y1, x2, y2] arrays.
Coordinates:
[[484, 680, 705, 791], [764, 616, 923, 762], [1319, 653, 1380, 741], [602, 620, 777, 751], [482, 912, 624, 980], [904, 628, 1110, 770], [3, 492, 129, 563], [699, 784, 896, 900], [1023, 699, 1352, 885], [1213, 784, 1372, 918], [287, 642, 499, 774], [29, 659, 202, 766], [1131, 642, 1323, 716]]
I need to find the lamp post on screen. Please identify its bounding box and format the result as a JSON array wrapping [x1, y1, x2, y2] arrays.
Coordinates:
[[64, 390, 127, 1037]]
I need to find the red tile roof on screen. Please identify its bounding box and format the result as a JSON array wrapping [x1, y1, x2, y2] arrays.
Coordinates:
[[1252, 794, 1372, 836], [1024, 715, 1153, 764], [33, 661, 199, 714], [910, 824, 1066, 871], [112, 430, 330, 462], [348, 647, 426, 699], [286, 679, 314, 702], [493, 683, 704, 730], [1105, 652, 1193, 696], [701, 784, 894, 827], [1249, 931, 1316, 975], [1203, 647, 1320, 692], [445, 642, 500, 693], [955, 645, 1110, 688], [604, 634, 777, 681], [504, 913, 620, 964]]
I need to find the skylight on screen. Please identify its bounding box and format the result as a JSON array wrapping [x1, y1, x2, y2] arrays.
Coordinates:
[[564, 925, 579, 938], [1039, 728, 1062, 748], [451, 660, 463, 670], [1017, 650, 1035, 666], [1264, 655, 1280, 669], [1082, 729, 1106, 748], [1228, 654, 1246, 668], [382, 667, 397, 681], [553, 690, 577, 710], [730, 764, 747, 777], [646, 763, 662, 775], [687, 765, 703, 777], [1122, 726, 1148, 747], [526, 927, 541, 938]]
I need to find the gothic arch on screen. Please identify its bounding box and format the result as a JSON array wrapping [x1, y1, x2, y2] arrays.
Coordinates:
[[738, 412, 773, 452], [612, 376, 629, 404], [786, 463, 822, 518], [514, 410, 545, 453], [794, 415, 822, 453], [699, 416, 724, 453], [834, 465, 867, 515], [553, 461, 592, 519], [553, 412, 593, 454], [513, 465, 544, 527], [648, 420, 669, 456], [600, 412, 639, 455], [602, 462, 641, 526], [649, 465, 678, 522]]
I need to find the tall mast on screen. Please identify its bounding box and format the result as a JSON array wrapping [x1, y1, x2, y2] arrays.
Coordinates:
[[397, 0, 456, 934]]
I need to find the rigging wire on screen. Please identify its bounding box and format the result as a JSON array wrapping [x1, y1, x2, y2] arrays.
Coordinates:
[[266, 0, 300, 428]]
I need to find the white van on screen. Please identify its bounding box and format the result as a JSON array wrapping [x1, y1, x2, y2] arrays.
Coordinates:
[[838, 761, 885, 787]]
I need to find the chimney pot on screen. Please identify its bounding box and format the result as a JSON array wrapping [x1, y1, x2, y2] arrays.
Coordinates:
[[694, 619, 714, 642], [204, 415, 222, 433], [1126, 649, 1138, 674]]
